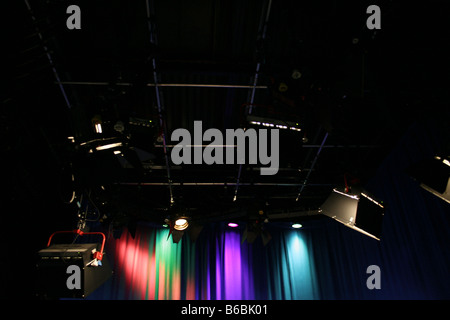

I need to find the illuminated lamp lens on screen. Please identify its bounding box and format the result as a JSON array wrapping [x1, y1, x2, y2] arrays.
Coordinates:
[[174, 218, 189, 231]]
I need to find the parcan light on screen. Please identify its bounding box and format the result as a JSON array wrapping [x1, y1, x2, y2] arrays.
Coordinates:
[[228, 222, 239, 228], [174, 218, 189, 231], [291, 223, 302, 229]]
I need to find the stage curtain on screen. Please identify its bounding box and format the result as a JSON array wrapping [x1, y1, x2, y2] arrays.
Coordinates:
[[89, 223, 320, 300]]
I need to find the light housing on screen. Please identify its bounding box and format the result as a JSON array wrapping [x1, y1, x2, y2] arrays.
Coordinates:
[[408, 155, 450, 204], [166, 216, 194, 244], [35, 230, 112, 299], [174, 218, 189, 231], [320, 187, 385, 240]]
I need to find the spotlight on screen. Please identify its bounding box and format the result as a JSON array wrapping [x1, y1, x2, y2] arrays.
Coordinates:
[[35, 229, 112, 299], [228, 222, 239, 228], [174, 218, 189, 231], [408, 155, 450, 204], [166, 216, 191, 243], [291, 223, 302, 229], [320, 187, 384, 240]]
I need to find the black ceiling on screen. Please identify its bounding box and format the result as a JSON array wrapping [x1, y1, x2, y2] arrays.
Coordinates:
[[4, 0, 450, 231]]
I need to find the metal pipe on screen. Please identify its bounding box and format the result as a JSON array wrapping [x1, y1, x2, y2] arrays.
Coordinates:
[[55, 81, 268, 89], [154, 83, 267, 89], [24, 0, 72, 109], [267, 209, 322, 220], [152, 144, 379, 148], [301, 144, 381, 148], [146, 0, 174, 205], [116, 182, 332, 187], [296, 132, 329, 201]]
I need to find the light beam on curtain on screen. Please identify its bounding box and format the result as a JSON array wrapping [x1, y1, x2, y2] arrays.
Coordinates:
[[88, 224, 319, 300], [262, 229, 319, 299], [110, 228, 183, 300]]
